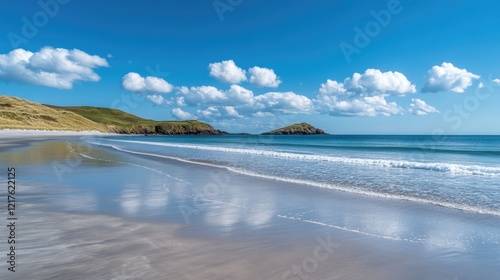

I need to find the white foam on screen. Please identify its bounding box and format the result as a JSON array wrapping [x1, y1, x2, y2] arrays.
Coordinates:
[[102, 139, 500, 177], [276, 215, 406, 242], [85, 139, 500, 218], [67, 143, 192, 186]]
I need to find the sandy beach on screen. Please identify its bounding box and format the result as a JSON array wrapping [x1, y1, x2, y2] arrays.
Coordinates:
[[1, 134, 500, 279], [0, 129, 118, 138]]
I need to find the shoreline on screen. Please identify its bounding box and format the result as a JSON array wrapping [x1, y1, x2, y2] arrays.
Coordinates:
[[89, 137, 500, 218], [1, 137, 500, 279], [0, 129, 120, 138], [7, 200, 499, 280]]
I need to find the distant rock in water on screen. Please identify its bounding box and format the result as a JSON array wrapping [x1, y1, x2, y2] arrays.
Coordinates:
[[262, 122, 328, 135]]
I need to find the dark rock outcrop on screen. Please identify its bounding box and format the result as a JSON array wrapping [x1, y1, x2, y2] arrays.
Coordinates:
[[262, 122, 327, 135]]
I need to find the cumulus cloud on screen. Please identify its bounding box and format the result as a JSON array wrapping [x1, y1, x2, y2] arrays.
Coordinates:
[[319, 79, 348, 95], [208, 60, 283, 88], [196, 106, 244, 120], [171, 108, 195, 120], [493, 78, 500, 85], [317, 94, 404, 117], [248, 66, 281, 88], [176, 85, 227, 106], [171, 83, 313, 121], [175, 84, 257, 107], [319, 69, 416, 97], [208, 60, 247, 84], [346, 69, 416, 96], [225, 85, 254, 105], [146, 94, 166, 105], [252, 91, 314, 115], [422, 62, 479, 93], [122, 72, 173, 93], [317, 69, 415, 117], [224, 106, 243, 118], [408, 98, 439, 115], [0, 46, 109, 89], [197, 106, 221, 120]]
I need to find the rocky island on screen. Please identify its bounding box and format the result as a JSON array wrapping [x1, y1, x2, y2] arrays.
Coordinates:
[[262, 122, 328, 135]]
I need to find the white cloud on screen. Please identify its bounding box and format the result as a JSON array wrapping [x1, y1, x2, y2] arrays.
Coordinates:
[[319, 79, 348, 95], [316, 69, 415, 117], [248, 66, 281, 88], [345, 69, 416, 96], [122, 72, 173, 93], [171, 84, 313, 120], [252, 91, 314, 115], [226, 85, 254, 105], [317, 94, 403, 117], [176, 85, 227, 106], [146, 94, 166, 105], [208, 60, 247, 84], [422, 62, 479, 93], [493, 79, 500, 85], [223, 106, 243, 118], [196, 106, 244, 120], [171, 108, 195, 120], [175, 84, 255, 107], [408, 98, 439, 115], [0, 46, 109, 89], [319, 69, 415, 97], [196, 106, 221, 120], [478, 82, 484, 89]]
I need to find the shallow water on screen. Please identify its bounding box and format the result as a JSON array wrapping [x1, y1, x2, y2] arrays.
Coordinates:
[[88, 135, 500, 217], [1, 137, 500, 279]]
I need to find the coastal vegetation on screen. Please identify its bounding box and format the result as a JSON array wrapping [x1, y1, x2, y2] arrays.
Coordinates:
[[0, 95, 225, 135], [0, 95, 108, 132]]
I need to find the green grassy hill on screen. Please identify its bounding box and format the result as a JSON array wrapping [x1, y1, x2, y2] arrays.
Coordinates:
[[46, 105, 224, 135], [0, 94, 225, 135], [0, 95, 107, 132]]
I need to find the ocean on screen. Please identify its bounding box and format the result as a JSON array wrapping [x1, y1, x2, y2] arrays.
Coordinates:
[[86, 134, 500, 217], [2, 134, 500, 278]]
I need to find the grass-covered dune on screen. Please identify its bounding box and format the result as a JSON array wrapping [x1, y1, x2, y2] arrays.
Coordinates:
[[0, 94, 225, 135], [0, 95, 107, 132]]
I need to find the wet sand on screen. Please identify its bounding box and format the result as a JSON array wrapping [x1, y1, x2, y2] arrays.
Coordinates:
[[1, 136, 499, 279]]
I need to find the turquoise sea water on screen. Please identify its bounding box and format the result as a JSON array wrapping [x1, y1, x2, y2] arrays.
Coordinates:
[[86, 135, 500, 217]]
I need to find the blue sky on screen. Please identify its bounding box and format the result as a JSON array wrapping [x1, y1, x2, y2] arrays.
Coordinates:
[[1, 0, 499, 134]]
